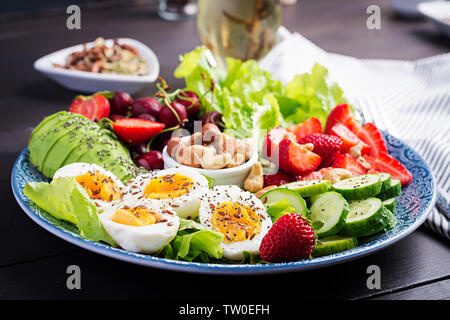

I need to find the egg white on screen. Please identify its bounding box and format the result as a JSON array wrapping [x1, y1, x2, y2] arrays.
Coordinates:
[[100, 199, 179, 254], [199, 185, 272, 261], [123, 168, 209, 219], [53, 162, 124, 212]]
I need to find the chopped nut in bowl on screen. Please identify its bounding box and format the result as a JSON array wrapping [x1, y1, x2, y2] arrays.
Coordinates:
[[33, 38, 159, 94], [162, 125, 258, 187]]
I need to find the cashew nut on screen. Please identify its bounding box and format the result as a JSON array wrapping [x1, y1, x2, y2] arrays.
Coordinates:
[[226, 152, 245, 168], [201, 152, 232, 170], [221, 133, 238, 155], [323, 168, 353, 184], [236, 138, 255, 161], [244, 162, 264, 193], [349, 144, 362, 159], [255, 185, 277, 198], [167, 137, 189, 158], [190, 132, 202, 145], [357, 156, 372, 170], [175, 146, 201, 168]]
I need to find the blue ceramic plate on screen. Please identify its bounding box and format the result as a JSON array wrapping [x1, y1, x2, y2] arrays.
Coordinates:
[[11, 132, 436, 274]]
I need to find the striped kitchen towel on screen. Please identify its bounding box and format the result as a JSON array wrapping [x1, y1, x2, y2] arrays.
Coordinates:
[[260, 29, 450, 239]]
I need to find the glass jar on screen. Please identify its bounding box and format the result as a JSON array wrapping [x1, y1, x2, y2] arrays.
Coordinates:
[[197, 0, 282, 69]]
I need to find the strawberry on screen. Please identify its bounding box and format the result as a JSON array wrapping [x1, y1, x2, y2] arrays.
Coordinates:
[[299, 133, 343, 168], [263, 171, 295, 187], [69, 94, 110, 121], [260, 213, 315, 262], [356, 123, 388, 158], [367, 152, 412, 185], [278, 139, 322, 175], [297, 167, 333, 181], [325, 103, 361, 134], [329, 123, 370, 154], [262, 127, 293, 158], [287, 117, 323, 142], [332, 153, 366, 176], [112, 118, 165, 145]]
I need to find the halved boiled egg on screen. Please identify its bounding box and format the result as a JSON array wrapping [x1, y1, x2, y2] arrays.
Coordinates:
[[199, 185, 272, 260], [100, 199, 179, 253], [53, 162, 124, 212], [123, 168, 209, 219]]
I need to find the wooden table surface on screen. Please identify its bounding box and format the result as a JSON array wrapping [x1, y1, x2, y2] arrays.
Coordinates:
[[1, 0, 449, 301]]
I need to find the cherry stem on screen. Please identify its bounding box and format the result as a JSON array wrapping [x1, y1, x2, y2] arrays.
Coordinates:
[[146, 124, 180, 152]]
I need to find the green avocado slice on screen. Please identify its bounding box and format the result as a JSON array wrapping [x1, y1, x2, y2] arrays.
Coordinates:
[[29, 111, 69, 141], [29, 112, 77, 171], [40, 116, 99, 178], [76, 134, 136, 182]]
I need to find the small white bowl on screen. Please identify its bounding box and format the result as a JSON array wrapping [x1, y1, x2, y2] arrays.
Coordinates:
[[418, 1, 450, 38], [33, 38, 160, 94], [162, 144, 259, 187]]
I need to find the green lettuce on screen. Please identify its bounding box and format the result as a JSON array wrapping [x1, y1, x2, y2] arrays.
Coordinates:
[[284, 63, 348, 127], [158, 219, 223, 262], [174, 46, 348, 137], [23, 177, 116, 246]]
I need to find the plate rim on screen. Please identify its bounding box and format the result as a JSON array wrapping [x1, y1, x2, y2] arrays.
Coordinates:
[[11, 134, 436, 275]]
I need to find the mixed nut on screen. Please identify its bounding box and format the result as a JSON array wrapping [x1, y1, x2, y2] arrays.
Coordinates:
[[54, 37, 149, 76], [166, 123, 255, 170]]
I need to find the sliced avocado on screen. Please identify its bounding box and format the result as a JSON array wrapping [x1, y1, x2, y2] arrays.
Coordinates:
[[29, 112, 76, 171], [77, 133, 135, 182], [40, 116, 98, 178], [30, 111, 69, 140]]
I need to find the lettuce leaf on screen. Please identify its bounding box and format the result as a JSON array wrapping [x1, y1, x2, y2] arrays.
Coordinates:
[[174, 47, 348, 139], [23, 177, 116, 246], [158, 219, 223, 262], [284, 63, 347, 128]]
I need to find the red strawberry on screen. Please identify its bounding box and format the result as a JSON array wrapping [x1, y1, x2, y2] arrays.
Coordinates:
[[299, 133, 343, 168], [69, 94, 110, 121], [262, 127, 293, 158], [112, 118, 165, 145], [278, 139, 322, 175], [356, 123, 388, 158], [260, 213, 315, 262], [367, 152, 412, 185], [109, 114, 126, 122], [329, 123, 370, 154], [263, 171, 295, 187], [297, 167, 333, 181], [332, 153, 366, 176], [287, 117, 323, 142], [325, 103, 361, 134]]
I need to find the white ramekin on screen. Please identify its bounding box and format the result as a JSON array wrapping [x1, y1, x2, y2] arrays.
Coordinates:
[[162, 144, 258, 187]]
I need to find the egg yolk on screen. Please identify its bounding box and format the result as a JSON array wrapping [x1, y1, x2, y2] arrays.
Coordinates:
[[144, 173, 194, 199], [211, 201, 261, 243], [112, 206, 157, 226], [75, 171, 121, 201]]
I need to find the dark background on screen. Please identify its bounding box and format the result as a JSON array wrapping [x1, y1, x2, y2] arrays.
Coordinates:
[[1, 0, 449, 300]]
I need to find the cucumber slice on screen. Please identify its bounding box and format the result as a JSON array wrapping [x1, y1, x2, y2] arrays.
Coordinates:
[[260, 188, 308, 220], [378, 173, 391, 193], [340, 198, 388, 237], [333, 174, 382, 200], [312, 235, 358, 257], [266, 198, 297, 222], [310, 192, 349, 238], [281, 180, 331, 197], [377, 179, 402, 200], [382, 208, 397, 232], [383, 198, 396, 213]]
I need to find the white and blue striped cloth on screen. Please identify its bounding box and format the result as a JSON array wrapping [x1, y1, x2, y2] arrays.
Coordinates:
[[260, 28, 450, 239]]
